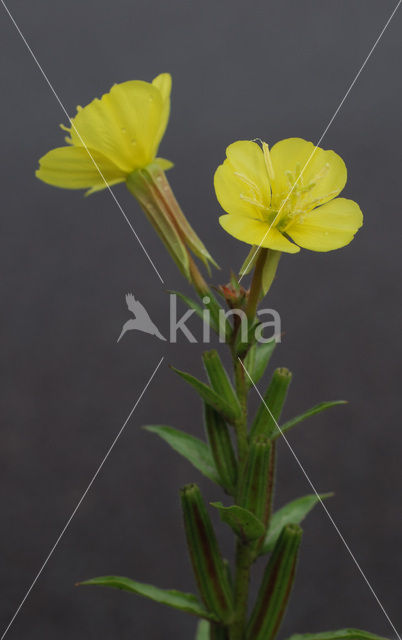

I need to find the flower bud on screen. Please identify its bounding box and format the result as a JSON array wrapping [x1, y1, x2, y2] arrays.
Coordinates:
[[180, 484, 234, 623], [237, 436, 273, 530], [247, 524, 302, 640], [204, 404, 237, 494]]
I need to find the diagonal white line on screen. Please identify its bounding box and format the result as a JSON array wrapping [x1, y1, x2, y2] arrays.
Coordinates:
[[0, 356, 164, 640], [239, 0, 402, 279], [239, 357, 401, 640], [1, 0, 164, 284]]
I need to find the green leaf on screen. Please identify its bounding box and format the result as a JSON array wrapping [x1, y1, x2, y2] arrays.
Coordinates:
[[144, 425, 221, 486], [196, 620, 211, 639], [211, 502, 265, 542], [78, 575, 217, 620], [203, 350, 241, 415], [172, 366, 241, 424], [286, 630, 390, 640], [170, 290, 205, 322], [171, 291, 223, 336], [244, 340, 276, 388], [276, 401, 347, 439], [262, 493, 333, 554]]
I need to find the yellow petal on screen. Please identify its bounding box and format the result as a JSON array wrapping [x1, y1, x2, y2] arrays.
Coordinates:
[[270, 138, 347, 209], [68, 80, 167, 172], [219, 215, 300, 253], [152, 73, 172, 146], [226, 140, 271, 202], [36, 145, 126, 192], [286, 197, 363, 251], [214, 141, 270, 220]]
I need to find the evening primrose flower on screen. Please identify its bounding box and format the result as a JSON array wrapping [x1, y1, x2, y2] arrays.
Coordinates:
[[214, 138, 363, 253], [36, 73, 217, 282], [36, 73, 173, 194]]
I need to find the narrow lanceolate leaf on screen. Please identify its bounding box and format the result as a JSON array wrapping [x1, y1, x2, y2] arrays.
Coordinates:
[[170, 291, 206, 324], [244, 339, 277, 388], [247, 524, 303, 640], [211, 502, 265, 542], [261, 493, 333, 554], [203, 350, 241, 416], [204, 405, 237, 493], [181, 484, 234, 623], [276, 401, 347, 439], [286, 630, 391, 640], [172, 367, 241, 424], [78, 576, 216, 620], [144, 425, 221, 486], [170, 291, 231, 339], [238, 436, 274, 532], [250, 367, 292, 439]]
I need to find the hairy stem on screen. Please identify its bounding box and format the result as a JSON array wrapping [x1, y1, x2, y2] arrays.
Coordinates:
[[229, 354, 252, 639], [230, 542, 252, 640]]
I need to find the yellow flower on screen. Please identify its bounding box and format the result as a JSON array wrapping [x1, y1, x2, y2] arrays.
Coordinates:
[[214, 138, 363, 253], [36, 73, 217, 283], [36, 73, 172, 194]]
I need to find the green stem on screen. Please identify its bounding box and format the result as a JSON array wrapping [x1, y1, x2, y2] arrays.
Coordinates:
[[233, 355, 248, 470], [230, 354, 252, 639], [230, 542, 252, 640]]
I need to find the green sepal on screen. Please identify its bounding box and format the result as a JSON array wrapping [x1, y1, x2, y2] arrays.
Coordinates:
[[286, 631, 391, 640], [262, 492, 333, 554], [144, 425, 221, 487], [244, 339, 276, 388], [239, 245, 259, 276], [247, 524, 303, 640], [181, 484, 234, 623], [203, 351, 241, 415], [78, 575, 216, 620], [147, 162, 218, 273], [250, 367, 292, 439], [211, 502, 265, 542], [276, 401, 347, 439], [237, 436, 274, 531], [126, 169, 191, 280], [172, 366, 241, 424], [204, 405, 237, 493], [261, 250, 281, 295], [155, 157, 174, 171]]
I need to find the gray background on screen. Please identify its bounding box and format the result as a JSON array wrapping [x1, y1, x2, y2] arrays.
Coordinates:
[[0, 1, 401, 638]]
